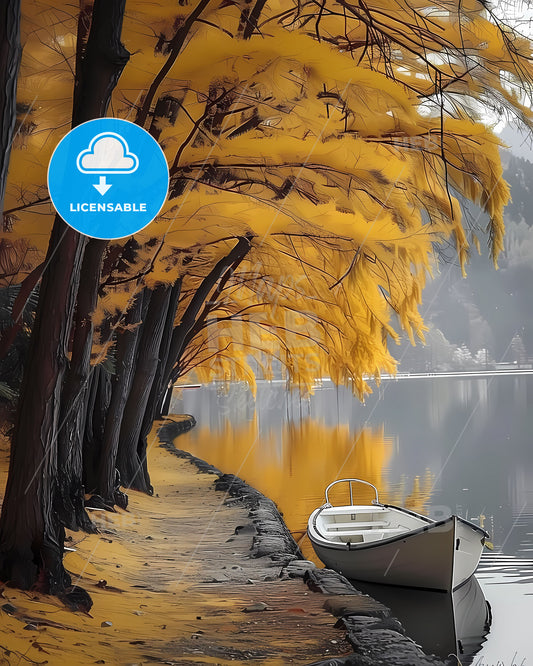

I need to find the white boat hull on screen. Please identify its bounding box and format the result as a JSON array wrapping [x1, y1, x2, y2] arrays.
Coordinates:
[[453, 516, 486, 590], [308, 507, 487, 591]]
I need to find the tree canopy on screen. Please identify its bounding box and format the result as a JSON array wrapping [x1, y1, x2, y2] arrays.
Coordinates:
[[4, 0, 532, 392]]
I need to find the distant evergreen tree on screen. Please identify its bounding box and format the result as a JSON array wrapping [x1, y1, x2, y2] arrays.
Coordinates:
[[503, 155, 533, 224]]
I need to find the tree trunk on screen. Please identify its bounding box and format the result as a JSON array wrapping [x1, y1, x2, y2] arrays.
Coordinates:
[[70, 1, 129, 128], [239, 0, 267, 39], [0, 221, 85, 592], [56, 239, 106, 532], [159, 386, 173, 418], [140, 278, 181, 425], [95, 289, 145, 502], [0, 0, 129, 596], [170, 242, 253, 384], [83, 364, 112, 493], [134, 0, 213, 127], [0, 0, 21, 217], [158, 236, 252, 413], [81, 365, 99, 492], [116, 284, 172, 492]]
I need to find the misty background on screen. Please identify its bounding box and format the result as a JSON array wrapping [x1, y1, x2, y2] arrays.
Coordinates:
[[397, 125, 533, 372]]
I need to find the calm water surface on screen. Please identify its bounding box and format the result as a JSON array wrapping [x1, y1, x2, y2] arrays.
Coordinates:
[[172, 376, 533, 663]]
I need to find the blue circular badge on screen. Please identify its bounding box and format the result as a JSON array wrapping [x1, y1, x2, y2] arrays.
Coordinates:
[[47, 118, 169, 239]]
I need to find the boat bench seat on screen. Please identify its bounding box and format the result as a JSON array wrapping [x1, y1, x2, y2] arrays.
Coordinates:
[[331, 527, 404, 538], [321, 506, 386, 515], [326, 521, 389, 530]]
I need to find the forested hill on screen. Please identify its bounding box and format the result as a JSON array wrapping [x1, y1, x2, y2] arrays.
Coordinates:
[[398, 152, 533, 372], [503, 152, 533, 223]]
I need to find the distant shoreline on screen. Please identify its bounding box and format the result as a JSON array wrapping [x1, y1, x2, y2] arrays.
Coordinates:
[[376, 369, 533, 380], [174, 370, 533, 393]]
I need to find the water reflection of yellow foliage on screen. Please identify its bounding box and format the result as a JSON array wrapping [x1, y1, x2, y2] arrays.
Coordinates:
[[185, 417, 438, 560], [387, 469, 435, 515]]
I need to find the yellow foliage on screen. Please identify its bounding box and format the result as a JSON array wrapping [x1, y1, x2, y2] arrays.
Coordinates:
[[3, 0, 533, 394], [178, 233, 431, 397]]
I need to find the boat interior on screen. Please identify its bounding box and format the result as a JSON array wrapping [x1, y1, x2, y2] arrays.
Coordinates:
[[313, 479, 432, 545], [316, 505, 427, 544]]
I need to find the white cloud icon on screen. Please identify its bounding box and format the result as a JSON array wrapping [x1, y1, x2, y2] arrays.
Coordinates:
[[77, 132, 139, 174]]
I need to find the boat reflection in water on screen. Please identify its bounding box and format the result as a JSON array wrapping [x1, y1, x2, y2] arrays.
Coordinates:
[[354, 576, 491, 663]]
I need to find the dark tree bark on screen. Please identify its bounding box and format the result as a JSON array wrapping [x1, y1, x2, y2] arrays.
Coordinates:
[[0, 0, 129, 596], [78, 56, 187, 504], [70, 1, 129, 128], [158, 236, 252, 415], [116, 284, 172, 492], [160, 385, 173, 419], [57, 0, 129, 522], [139, 278, 181, 451], [239, 0, 267, 39], [173, 245, 251, 380], [0, 222, 85, 592], [83, 364, 112, 493], [56, 239, 107, 532], [81, 365, 100, 492], [135, 0, 212, 127], [0, 0, 21, 218], [95, 289, 146, 502]]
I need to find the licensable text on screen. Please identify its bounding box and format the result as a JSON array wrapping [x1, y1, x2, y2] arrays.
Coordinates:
[[69, 203, 148, 212]]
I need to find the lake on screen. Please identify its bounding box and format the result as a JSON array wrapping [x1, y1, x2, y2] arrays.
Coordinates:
[[171, 375, 533, 664]]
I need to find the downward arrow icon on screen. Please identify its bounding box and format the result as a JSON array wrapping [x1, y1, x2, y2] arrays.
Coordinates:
[[93, 176, 112, 196]]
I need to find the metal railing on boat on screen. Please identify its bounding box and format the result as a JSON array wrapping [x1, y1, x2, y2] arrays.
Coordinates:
[[324, 478, 381, 506]]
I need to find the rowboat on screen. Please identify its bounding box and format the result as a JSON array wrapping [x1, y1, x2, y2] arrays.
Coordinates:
[[307, 479, 489, 591]]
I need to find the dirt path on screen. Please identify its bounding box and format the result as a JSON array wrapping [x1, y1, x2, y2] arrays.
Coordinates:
[[0, 435, 353, 665]]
